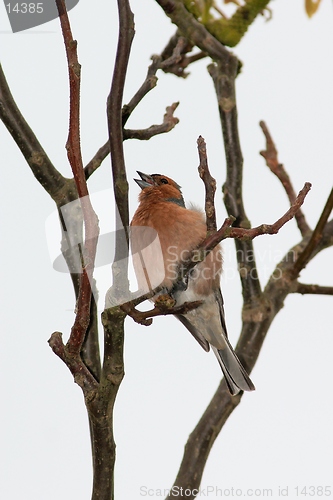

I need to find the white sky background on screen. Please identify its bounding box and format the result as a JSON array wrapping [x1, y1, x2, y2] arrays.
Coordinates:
[[1, 1, 333, 499]]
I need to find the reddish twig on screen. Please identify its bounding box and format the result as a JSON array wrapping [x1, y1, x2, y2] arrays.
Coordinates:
[[226, 182, 312, 240], [48, 332, 98, 393], [55, 1, 99, 356], [260, 120, 311, 236], [123, 102, 179, 140], [200, 184, 311, 255], [172, 183, 311, 289], [56, 0, 85, 197], [200, 216, 235, 252], [197, 136, 217, 233]]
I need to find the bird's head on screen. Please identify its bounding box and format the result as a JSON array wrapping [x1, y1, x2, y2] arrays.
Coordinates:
[[134, 171, 185, 207]]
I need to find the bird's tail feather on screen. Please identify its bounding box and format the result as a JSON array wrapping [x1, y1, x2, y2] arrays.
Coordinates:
[[211, 341, 255, 396]]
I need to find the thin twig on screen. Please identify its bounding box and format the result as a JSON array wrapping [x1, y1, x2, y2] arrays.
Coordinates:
[[260, 120, 311, 236], [123, 102, 179, 140], [84, 57, 160, 179], [84, 140, 110, 180], [83, 33, 197, 180], [291, 282, 333, 295], [174, 182, 311, 285], [122, 55, 161, 125], [159, 31, 205, 77], [226, 182, 312, 239], [160, 36, 188, 67], [48, 332, 98, 393], [197, 136, 217, 233], [121, 299, 203, 326], [291, 187, 333, 279]]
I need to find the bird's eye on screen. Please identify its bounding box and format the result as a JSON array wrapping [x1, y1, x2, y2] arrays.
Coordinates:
[[160, 178, 168, 184]]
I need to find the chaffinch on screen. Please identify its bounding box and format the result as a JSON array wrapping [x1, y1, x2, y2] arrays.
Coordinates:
[[130, 171, 255, 395]]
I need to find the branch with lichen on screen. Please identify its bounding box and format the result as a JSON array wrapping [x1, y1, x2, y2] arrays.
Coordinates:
[[183, 0, 271, 47]]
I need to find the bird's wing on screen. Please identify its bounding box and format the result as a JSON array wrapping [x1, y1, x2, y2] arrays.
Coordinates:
[[176, 287, 255, 394], [214, 287, 228, 338], [175, 314, 210, 352], [213, 289, 255, 393]]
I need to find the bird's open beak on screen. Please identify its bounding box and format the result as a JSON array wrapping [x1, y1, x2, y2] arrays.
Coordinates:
[[134, 171, 155, 190]]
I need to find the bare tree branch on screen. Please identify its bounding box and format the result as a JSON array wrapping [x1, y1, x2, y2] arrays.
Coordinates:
[[91, 306, 126, 500], [53, 0, 99, 358], [83, 31, 194, 180], [174, 182, 311, 291], [0, 7, 102, 384], [107, 0, 134, 299], [225, 183, 312, 238], [208, 59, 262, 304], [48, 332, 98, 394], [197, 136, 217, 233], [260, 120, 311, 236], [122, 55, 161, 124], [159, 31, 206, 77], [123, 102, 179, 140], [121, 297, 203, 326], [291, 282, 333, 295]]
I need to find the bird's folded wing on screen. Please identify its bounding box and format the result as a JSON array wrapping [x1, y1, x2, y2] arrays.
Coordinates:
[[175, 314, 210, 352]]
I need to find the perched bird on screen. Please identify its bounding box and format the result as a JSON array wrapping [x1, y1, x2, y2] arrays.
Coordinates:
[[130, 171, 255, 395]]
